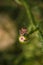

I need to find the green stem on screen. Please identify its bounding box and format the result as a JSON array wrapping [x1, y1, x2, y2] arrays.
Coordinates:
[[22, 0, 35, 27]]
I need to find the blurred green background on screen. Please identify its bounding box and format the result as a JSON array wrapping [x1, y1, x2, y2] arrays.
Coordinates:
[[0, 0, 43, 65]]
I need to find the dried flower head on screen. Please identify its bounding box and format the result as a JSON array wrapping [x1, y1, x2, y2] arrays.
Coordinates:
[[0, 14, 17, 51], [19, 27, 28, 35]]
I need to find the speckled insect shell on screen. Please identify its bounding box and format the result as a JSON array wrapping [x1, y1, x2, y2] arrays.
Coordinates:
[[0, 13, 17, 51]]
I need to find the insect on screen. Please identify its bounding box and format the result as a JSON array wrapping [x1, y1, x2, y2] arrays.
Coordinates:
[[19, 27, 34, 43]]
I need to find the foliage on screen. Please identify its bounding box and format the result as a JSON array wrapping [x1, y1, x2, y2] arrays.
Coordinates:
[[0, 0, 43, 65]]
